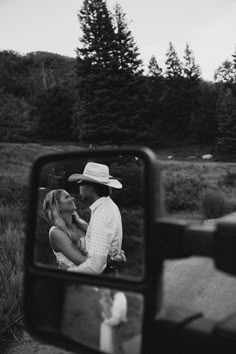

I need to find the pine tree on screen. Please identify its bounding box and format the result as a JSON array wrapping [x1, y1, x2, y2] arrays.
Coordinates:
[[181, 44, 202, 143], [188, 81, 217, 144], [110, 3, 148, 142], [156, 42, 186, 144], [113, 3, 143, 75], [232, 47, 236, 74], [145, 55, 164, 144], [36, 85, 75, 140], [165, 42, 183, 78], [76, 0, 148, 144], [215, 87, 236, 158], [77, 0, 115, 68], [75, 0, 117, 143], [183, 44, 201, 80], [148, 55, 162, 78], [214, 60, 235, 84]]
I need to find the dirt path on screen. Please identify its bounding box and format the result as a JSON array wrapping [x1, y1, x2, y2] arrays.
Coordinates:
[[163, 257, 236, 321]]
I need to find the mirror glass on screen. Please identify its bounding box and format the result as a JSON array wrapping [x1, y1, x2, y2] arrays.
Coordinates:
[[34, 154, 146, 280], [61, 284, 144, 354], [28, 278, 144, 354]]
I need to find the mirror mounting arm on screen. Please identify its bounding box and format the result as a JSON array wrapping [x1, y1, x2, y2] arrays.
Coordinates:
[[154, 306, 236, 354], [155, 213, 236, 276], [154, 218, 215, 260]]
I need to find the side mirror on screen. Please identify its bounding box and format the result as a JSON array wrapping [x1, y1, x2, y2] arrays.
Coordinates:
[[24, 147, 162, 354]]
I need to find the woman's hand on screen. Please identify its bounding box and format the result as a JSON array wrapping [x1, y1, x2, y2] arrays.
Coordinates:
[[72, 211, 88, 233]]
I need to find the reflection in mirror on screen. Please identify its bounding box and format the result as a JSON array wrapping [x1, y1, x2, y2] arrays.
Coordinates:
[[61, 284, 143, 354], [34, 154, 146, 280], [27, 278, 143, 354]]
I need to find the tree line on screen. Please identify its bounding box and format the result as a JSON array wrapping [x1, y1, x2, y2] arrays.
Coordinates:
[[0, 0, 236, 158]]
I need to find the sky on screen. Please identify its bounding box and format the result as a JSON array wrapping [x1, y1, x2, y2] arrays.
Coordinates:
[[0, 0, 236, 81]]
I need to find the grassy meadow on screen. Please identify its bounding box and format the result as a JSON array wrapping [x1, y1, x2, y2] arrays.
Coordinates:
[[0, 143, 83, 336], [1, 142, 236, 338]]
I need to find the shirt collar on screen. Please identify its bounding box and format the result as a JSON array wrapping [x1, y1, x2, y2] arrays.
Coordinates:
[[89, 196, 110, 212]]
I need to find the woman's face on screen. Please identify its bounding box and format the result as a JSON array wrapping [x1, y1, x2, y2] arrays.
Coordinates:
[[59, 190, 76, 213]]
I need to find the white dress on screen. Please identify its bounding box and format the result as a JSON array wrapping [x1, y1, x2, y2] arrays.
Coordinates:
[[49, 226, 85, 268], [99, 292, 127, 354]]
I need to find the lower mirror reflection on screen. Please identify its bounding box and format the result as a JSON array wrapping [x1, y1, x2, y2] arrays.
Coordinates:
[[61, 284, 143, 354]]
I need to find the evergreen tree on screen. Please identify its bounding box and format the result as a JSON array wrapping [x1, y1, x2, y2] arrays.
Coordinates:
[[75, 0, 117, 143], [148, 55, 162, 78], [165, 42, 183, 78], [113, 3, 143, 75], [232, 47, 236, 72], [215, 86, 236, 158], [145, 55, 164, 145], [77, 0, 115, 68], [0, 94, 37, 142], [36, 85, 75, 141], [76, 0, 148, 144], [155, 42, 185, 144], [214, 60, 235, 84], [183, 44, 201, 80], [110, 3, 148, 142], [188, 81, 217, 144], [181, 44, 202, 143]]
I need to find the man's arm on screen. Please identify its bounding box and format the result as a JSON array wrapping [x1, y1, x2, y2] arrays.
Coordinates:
[[103, 292, 127, 326]]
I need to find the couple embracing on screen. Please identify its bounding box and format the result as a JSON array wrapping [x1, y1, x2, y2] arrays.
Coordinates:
[[43, 162, 126, 274]]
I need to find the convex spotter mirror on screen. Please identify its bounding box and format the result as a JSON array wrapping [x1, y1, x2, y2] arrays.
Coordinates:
[[26, 277, 144, 354]]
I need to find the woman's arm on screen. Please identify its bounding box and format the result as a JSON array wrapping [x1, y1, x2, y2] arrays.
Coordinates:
[[51, 228, 87, 265], [72, 211, 88, 233]]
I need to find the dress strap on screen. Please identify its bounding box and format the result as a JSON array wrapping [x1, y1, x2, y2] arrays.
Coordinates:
[[48, 226, 58, 254]]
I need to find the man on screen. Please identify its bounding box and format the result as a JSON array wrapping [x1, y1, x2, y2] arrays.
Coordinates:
[[67, 162, 125, 274], [99, 289, 127, 353]]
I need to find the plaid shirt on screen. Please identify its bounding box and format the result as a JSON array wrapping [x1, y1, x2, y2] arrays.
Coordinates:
[[68, 197, 123, 274]]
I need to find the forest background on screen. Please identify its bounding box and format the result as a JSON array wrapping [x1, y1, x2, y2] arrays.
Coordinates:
[[1, 0, 236, 159]]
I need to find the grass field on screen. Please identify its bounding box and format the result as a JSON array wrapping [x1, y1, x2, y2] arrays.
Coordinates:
[[0, 143, 83, 335], [1, 142, 236, 348]]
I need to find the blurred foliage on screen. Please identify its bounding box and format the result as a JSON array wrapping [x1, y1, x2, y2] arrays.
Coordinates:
[[164, 173, 206, 212], [200, 189, 236, 219]]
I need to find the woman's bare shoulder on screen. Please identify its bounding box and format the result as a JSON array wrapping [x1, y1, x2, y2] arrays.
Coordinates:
[[50, 227, 68, 242]]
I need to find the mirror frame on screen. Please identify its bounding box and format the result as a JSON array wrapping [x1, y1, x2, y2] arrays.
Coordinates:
[[24, 146, 163, 354]]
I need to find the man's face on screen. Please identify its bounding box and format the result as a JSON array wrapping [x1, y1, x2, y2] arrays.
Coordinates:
[[79, 182, 94, 207]]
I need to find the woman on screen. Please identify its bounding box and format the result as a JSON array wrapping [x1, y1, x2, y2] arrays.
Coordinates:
[[43, 189, 88, 269], [99, 289, 127, 354]]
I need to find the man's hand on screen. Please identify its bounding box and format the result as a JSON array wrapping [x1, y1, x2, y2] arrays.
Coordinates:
[[107, 250, 126, 271], [110, 249, 126, 263]]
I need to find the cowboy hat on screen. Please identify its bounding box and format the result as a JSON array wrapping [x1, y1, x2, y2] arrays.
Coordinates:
[[68, 162, 122, 189]]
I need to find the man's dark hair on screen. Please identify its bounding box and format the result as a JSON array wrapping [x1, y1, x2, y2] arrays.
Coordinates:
[[92, 183, 110, 197]]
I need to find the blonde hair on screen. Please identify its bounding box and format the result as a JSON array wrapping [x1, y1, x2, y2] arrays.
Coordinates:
[[43, 189, 74, 241]]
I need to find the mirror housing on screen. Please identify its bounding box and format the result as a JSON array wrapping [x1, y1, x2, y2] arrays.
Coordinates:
[[24, 146, 163, 354]]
